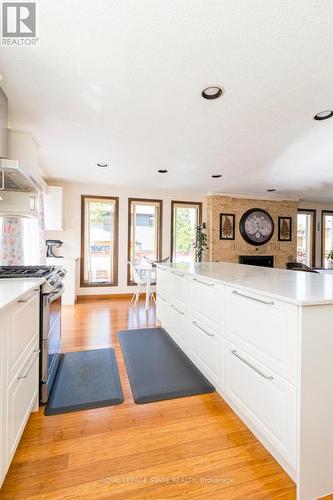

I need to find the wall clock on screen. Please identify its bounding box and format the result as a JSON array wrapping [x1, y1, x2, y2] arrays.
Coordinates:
[[239, 208, 274, 246]]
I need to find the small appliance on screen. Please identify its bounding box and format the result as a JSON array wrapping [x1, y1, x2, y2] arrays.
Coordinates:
[[46, 239, 63, 258]]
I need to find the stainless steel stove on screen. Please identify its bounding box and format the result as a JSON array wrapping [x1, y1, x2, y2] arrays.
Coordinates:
[[0, 265, 67, 403]]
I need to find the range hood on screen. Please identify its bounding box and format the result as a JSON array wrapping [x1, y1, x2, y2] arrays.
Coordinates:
[[0, 158, 44, 193]]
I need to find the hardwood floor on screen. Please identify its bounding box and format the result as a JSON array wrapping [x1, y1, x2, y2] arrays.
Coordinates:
[[0, 299, 296, 499]]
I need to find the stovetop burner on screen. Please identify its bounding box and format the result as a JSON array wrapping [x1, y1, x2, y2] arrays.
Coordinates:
[[0, 266, 56, 278]]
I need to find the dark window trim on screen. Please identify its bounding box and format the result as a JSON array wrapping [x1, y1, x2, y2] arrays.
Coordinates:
[[321, 210, 333, 267], [80, 194, 119, 287], [170, 200, 203, 262], [297, 208, 316, 268], [127, 197, 163, 285]]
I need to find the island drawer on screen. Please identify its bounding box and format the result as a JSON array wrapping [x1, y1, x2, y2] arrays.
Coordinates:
[[224, 287, 298, 384], [168, 300, 188, 350], [170, 270, 188, 308], [189, 276, 223, 328], [156, 293, 169, 325], [156, 267, 170, 297], [223, 340, 296, 469], [190, 318, 221, 383], [6, 290, 40, 385]]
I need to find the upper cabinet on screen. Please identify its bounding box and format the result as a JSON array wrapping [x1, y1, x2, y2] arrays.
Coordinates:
[[7, 129, 40, 182], [44, 186, 64, 231]]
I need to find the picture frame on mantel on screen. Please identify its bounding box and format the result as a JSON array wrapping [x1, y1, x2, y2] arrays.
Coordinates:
[[220, 213, 235, 240], [278, 216, 292, 241]]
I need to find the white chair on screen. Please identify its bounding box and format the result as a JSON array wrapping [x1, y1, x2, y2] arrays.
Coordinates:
[[127, 261, 156, 308]]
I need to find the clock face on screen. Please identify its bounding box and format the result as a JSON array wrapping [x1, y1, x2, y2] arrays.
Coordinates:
[[239, 209, 274, 246]]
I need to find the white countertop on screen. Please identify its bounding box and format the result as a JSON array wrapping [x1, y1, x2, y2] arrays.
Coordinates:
[[159, 262, 333, 306], [0, 279, 44, 312]]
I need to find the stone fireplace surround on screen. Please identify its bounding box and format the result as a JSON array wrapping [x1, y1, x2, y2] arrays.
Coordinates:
[[206, 195, 298, 269]]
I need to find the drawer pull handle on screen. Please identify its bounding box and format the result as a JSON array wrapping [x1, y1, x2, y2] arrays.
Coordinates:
[[17, 351, 40, 380], [171, 304, 185, 315], [231, 350, 273, 380], [158, 295, 167, 302], [193, 278, 215, 287], [171, 270, 185, 277], [18, 291, 39, 303], [232, 290, 274, 305], [192, 321, 214, 337]]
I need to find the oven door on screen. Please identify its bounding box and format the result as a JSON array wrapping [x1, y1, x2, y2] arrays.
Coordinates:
[[40, 284, 64, 403]]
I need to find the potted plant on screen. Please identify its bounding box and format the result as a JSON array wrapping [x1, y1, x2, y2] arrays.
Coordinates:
[[194, 223, 208, 263], [326, 249, 333, 269]]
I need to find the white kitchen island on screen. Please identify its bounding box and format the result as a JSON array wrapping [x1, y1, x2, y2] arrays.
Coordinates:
[[156, 262, 333, 500]]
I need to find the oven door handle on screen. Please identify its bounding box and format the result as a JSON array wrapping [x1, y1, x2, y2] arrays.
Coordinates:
[[48, 284, 64, 302]]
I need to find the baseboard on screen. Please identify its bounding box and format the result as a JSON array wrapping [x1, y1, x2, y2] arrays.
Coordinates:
[[77, 293, 135, 301]]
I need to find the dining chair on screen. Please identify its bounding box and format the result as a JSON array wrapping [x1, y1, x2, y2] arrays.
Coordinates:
[[127, 261, 156, 307]]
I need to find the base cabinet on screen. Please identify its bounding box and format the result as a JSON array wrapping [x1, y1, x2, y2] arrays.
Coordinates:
[[223, 340, 297, 468], [0, 289, 40, 488], [190, 319, 221, 383]]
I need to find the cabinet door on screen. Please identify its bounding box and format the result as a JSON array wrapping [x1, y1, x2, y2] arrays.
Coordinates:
[[7, 291, 39, 385], [6, 350, 39, 466], [190, 319, 221, 383], [156, 293, 169, 325], [0, 312, 6, 487], [224, 340, 296, 468], [168, 301, 188, 350], [156, 267, 170, 297], [170, 270, 188, 308], [224, 287, 298, 384], [189, 276, 223, 328], [44, 186, 64, 230]]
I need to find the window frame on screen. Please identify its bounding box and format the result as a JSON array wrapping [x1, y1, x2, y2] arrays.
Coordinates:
[[170, 200, 202, 263], [297, 208, 316, 268], [127, 197, 163, 285], [321, 210, 333, 267], [80, 194, 119, 287]]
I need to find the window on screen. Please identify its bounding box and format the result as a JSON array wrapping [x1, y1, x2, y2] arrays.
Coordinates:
[[128, 198, 162, 283], [297, 209, 316, 267], [322, 211, 333, 266], [171, 201, 202, 263], [81, 195, 119, 286]]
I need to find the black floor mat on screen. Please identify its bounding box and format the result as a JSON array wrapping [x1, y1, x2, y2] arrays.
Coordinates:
[[118, 327, 215, 404], [45, 348, 123, 415]]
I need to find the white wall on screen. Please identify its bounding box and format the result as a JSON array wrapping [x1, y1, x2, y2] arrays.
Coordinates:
[[298, 200, 333, 267], [45, 181, 206, 295]]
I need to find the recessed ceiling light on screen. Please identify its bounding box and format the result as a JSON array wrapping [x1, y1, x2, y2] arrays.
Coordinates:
[[212, 174, 222, 178], [267, 188, 276, 192], [202, 86, 224, 100], [97, 162, 108, 168], [158, 169, 168, 173], [314, 110, 333, 121]]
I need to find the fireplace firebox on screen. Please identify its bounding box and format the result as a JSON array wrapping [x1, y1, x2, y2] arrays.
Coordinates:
[[239, 255, 274, 267]]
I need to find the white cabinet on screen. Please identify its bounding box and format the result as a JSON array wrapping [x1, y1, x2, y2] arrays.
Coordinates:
[[223, 340, 297, 468], [6, 350, 39, 465], [190, 319, 221, 383], [168, 301, 188, 351], [44, 186, 64, 231], [170, 270, 188, 307], [0, 288, 40, 488], [156, 267, 170, 297], [156, 264, 333, 499], [189, 275, 223, 329], [224, 287, 298, 384]]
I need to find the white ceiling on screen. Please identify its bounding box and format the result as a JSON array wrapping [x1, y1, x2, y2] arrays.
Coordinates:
[[1, 0, 333, 201]]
